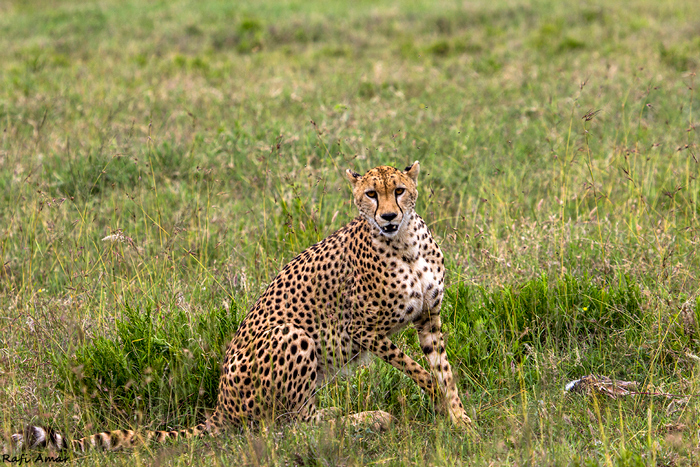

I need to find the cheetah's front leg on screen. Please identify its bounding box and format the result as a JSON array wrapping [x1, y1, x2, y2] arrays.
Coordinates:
[[414, 310, 472, 426], [356, 320, 471, 426], [354, 332, 452, 416]]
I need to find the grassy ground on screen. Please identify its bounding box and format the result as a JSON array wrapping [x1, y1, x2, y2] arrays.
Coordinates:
[[1, 0, 699, 464]]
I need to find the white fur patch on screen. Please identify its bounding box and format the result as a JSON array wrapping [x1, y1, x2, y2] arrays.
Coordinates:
[[427, 351, 441, 368], [415, 258, 437, 293]]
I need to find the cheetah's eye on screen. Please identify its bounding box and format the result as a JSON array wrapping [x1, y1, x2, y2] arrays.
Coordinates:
[[366, 191, 377, 199], [395, 188, 405, 196]]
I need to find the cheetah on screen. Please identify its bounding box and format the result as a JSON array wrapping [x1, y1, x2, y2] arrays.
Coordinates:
[[10, 161, 471, 452]]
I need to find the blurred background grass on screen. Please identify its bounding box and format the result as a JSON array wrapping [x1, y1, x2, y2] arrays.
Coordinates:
[[1, 0, 699, 464]]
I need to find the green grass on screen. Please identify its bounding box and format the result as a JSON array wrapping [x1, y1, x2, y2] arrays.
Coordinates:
[[1, 0, 699, 464]]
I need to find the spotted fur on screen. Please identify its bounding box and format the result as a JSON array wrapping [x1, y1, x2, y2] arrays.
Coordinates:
[[9, 161, 470, 452]]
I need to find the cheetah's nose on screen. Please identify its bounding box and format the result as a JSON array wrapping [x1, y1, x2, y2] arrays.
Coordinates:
[[380, 213, 397, 221]]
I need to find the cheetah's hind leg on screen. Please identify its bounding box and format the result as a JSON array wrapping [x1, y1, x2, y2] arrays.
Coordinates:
[[226, 324, 393, 432], [313, 410, 394, 433], [223, 325, 322, 425], [343, 411, 394, 431]]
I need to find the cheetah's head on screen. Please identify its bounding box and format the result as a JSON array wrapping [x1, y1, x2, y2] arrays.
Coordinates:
[[344, 161, 420, 237]]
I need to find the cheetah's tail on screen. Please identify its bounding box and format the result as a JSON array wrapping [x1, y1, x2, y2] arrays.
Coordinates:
[[8, 409, 225, 452]]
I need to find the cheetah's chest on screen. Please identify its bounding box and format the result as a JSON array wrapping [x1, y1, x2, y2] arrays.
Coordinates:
[[383, 247, 443, 334]]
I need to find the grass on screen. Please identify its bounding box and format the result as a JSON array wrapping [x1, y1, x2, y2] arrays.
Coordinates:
[[0, 0, 699, 464]]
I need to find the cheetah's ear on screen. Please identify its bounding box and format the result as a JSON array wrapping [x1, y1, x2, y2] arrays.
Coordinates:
[[403, 160, 420, 184], [345, 168, 362, 186]]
